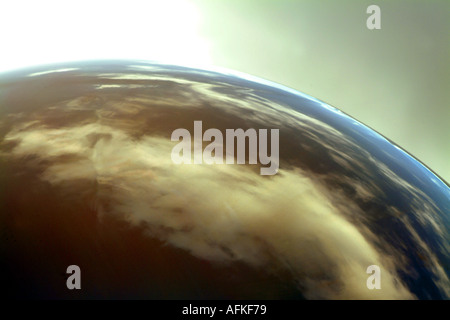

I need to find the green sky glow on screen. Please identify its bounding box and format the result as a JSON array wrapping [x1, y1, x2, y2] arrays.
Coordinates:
[[193, 0, 450, 182]]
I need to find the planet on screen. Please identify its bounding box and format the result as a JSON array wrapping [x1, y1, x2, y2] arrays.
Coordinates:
[[0, 60, 448, 299]]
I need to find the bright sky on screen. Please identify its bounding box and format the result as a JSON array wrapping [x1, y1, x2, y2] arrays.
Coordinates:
[[0, 0, 212, 71]]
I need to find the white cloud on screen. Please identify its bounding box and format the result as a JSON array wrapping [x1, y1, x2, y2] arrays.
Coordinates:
[[4, 116, 416, 299]]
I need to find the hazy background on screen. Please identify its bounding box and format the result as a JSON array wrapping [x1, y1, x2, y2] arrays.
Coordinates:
[[193, 0, 450, 183], [0, 0, 448, 182]]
